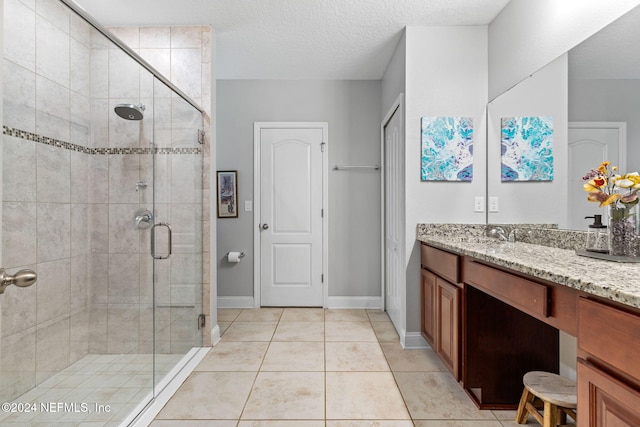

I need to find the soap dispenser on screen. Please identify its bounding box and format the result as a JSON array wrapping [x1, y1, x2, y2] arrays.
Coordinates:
[[585, 214, 609, 253]]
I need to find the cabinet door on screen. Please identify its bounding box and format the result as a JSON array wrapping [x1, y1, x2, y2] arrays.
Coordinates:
[[421, 269, 436, 346], [578, 358, 640, 426], [436, 277, 460, 380]]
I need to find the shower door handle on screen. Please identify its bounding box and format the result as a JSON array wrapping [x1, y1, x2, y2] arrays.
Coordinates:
[[151, 222, 172, 260]]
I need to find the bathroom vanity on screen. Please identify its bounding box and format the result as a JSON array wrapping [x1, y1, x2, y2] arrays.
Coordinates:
[[418, 225, 640, 425]]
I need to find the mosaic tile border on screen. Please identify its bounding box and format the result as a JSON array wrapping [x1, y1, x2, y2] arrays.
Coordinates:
[[3, 126, 202, 155]]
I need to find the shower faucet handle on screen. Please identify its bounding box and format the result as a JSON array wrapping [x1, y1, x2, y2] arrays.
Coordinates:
[[135, 208, 154, 229], [0, 268, 37, 294]]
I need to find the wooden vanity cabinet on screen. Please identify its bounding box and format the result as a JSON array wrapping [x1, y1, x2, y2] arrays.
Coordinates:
[[421, 268, 436, 345], [419, 240, 640, 419], [420, 243, 461, 379], [577, 298, 640, 426], [461, 257, 560, 409], [435, 276, 460, 378]]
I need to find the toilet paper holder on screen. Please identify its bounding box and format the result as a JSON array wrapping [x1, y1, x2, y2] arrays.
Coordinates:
[[226, 251, 245, 260]]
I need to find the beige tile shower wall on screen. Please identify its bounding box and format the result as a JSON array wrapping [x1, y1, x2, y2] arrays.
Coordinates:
[[1, 1, 211, 403], [107, 25, 212, 349], [86, 23, 147, 355], [1, 0, 92, 401]]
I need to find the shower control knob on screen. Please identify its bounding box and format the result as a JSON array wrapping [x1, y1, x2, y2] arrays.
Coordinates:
[[135, 208, 154, 229]]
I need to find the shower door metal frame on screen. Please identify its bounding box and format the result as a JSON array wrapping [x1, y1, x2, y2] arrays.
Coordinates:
[[59, 0, 204, 115]]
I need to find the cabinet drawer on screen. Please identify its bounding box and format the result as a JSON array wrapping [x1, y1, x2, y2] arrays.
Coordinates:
[[579, 298, 640, 381], [463, 258, 549, 318], [421, 244, 459, 283]]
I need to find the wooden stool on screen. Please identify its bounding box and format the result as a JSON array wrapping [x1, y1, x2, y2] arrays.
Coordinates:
[[515, 371, 577, 427]]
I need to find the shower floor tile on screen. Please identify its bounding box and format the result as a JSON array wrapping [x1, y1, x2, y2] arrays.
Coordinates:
[[0, 353, 182, 426]]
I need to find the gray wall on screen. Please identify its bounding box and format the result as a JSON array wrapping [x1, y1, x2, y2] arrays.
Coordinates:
[[216, 80, 382, 305], [403, 26, 488, 335], [381, 31, 406, 117], [487, 54, 569, 227], [569, 79, 640, 172], [488, 0, 640, 99]]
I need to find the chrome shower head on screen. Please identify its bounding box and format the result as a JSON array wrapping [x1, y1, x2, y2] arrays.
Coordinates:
[[114, 103, 145, 120]]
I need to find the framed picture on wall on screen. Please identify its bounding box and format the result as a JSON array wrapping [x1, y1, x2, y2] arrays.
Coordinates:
[[216, 170, 238, 218]]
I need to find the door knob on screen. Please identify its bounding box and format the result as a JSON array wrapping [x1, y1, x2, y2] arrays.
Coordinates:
[[261, 223, 269, 230], [0, 268, 37, 294]]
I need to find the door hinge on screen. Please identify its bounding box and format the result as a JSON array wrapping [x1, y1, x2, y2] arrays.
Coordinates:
[[197, 129, 205, 145], [321, 208, 324, 218], [321, 274, 324, 283], [320, 142, 326, 152], [198, 313, 206, 329]]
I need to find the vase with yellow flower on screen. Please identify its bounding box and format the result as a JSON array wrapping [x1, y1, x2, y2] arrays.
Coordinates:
[[582, 161, 640, 257]]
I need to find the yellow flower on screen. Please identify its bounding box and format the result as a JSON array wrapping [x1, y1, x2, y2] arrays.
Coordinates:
[[583, 178, 606, 192], [615, 178, 634, 188], [613, 173, 640, 189], [600, 193, 621, 207], [598, 161, 610, 172], [582, 162, 637, 207], [625, 173, 640, 188]]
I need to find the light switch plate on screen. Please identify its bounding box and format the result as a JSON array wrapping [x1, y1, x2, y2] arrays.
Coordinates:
[[489, 197, 499, 213], [244, 200, 253, 212], [474, 196, 485, 213]]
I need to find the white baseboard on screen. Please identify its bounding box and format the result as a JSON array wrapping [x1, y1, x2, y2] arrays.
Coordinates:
[[403, 331, 429, 349], [218, 295, 384, 310], [217, 296, 255, 308], [326, 296, 382, 309]]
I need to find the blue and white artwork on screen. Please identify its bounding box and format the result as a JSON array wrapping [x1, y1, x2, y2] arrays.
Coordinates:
[[501, 116, 554, 182], [420, 117, 473, 181]]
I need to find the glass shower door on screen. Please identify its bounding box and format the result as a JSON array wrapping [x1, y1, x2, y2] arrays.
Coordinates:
[[0, 15, 157, 425], [151, 78, 203, 391]]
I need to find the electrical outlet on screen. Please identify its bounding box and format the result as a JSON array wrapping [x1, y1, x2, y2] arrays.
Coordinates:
[[474, 197, 485, 213], [489, 197, 499, 213], [244, 200, 253, 212]]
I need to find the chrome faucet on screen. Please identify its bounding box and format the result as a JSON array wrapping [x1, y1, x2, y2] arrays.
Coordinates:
[[489, 227, 517, 243]]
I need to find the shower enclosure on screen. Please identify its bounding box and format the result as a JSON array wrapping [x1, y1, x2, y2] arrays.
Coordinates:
[[0, 0, 208, 424]]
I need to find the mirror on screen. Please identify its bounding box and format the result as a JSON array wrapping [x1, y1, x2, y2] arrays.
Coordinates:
[[487, 5, 640, 230]]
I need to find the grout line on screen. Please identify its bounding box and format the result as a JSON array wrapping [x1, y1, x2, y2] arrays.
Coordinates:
[[324, 310, 328, 423], [234, 308, 261, 423]]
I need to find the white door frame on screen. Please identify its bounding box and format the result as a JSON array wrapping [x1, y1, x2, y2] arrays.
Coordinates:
[[253, 122, 329, 308], [380, 94, 406, 340]]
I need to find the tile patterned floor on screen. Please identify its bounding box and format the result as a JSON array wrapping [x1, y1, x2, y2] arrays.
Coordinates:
[[150, 308, 559, 426]]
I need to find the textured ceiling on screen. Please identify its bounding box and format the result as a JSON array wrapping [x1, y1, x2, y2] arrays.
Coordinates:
[[73, 0, 510, 79], [569, 5, 640, 79]]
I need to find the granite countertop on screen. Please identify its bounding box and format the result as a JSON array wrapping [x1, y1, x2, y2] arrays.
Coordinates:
[[417, 224, 640, 309]]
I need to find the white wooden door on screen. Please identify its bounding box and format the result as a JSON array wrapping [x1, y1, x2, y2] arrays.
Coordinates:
[[383, 99, 405, 336], [257, 124, 326, 307], [568, 123, 625, 230]]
